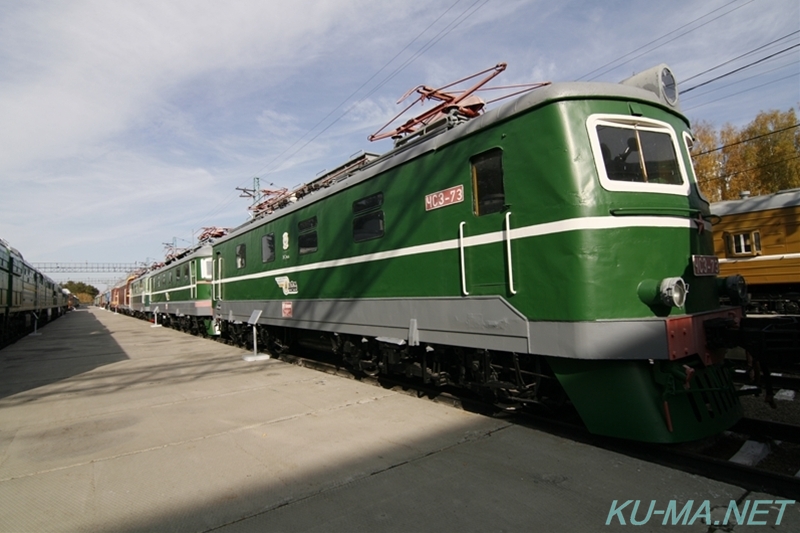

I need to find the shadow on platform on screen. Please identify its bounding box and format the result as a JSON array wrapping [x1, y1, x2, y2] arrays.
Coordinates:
[[0, 309, 129, 401]]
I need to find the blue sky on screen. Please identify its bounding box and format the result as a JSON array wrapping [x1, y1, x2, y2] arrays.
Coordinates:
[[1, 0, 798, 289]]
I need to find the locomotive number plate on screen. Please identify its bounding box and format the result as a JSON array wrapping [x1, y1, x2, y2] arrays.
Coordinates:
[[692, 255, 720, 276], [425, 185, 464, 211]]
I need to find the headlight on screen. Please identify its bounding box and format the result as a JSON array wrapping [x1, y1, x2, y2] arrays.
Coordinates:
[[724, 275, 747, 305], [660, 277, 688, 308], [620, 64, 680, 108], [660, 66, 678, 106]]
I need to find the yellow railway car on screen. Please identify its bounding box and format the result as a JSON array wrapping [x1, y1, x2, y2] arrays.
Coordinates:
[[711, 188, 800, 313]]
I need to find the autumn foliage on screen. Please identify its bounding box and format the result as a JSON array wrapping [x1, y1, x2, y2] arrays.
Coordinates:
[[690, 108, 799, 202]]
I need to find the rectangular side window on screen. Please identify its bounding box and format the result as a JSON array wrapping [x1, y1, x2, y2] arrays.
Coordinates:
[[236, 244, 246, 268], [352, 192, 385, 243], [353, 193, 383, 213], [298, 216, 317, 232], [471, 149, 505, 216], [262, 233, 275, 263], [298, 217, 318, 255], [353, 211, 384, 242], [298, 232, 318, 255]]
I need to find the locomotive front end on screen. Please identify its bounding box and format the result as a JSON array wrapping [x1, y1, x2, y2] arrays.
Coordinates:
[[536, 66, 745, 442]]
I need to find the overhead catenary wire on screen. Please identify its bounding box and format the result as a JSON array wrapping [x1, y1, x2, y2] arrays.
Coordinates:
[[199, 0, 796, 227], [681, 58, 799, 102], [677, 27, 799, 114], [692, 123, 800, 158], [579, 0, 755, 81], [255, 0, 492, 180], [696, 155, 800, 183], [682, 43, 800, 93], [682, 71, 800, 113], [198, 0, 489, 225], [681, 30, 799, 84]]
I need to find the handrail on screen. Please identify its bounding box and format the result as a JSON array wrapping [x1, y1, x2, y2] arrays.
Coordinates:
[[190, 263, 196, 299], [459, 222, 469, 296], [218, 258, 224, 300], [505, 212, 517, 295]]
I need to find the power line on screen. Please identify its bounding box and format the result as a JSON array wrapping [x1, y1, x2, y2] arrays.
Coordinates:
[[682, 71, 800, 112], [697, 155, 800, 183], [681, 30, 799, 83], [681, 58, 799, 102], [580, 0, 755, 81], [256, 0, 493, 184], [199, 0, 487, 225], [198, 1, 794, 225], [692, 123, 800, 157], [245, 0, 468, 183], [682, 44, 800, 93]]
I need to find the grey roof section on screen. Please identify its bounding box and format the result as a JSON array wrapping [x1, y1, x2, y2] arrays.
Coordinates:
[[710, 188, 800, 216]]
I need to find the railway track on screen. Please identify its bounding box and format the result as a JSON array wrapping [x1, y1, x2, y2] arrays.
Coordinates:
[[271, 349, 800, 501], [732, 367, 800, 392]]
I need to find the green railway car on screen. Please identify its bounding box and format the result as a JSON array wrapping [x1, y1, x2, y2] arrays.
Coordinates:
[[131, 245, 216, 335], [1, 238, 67, 347], [208, 64, 749, 443]]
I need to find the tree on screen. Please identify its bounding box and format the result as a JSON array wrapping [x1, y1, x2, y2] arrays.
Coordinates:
[[62, 281, 99, 300], [692, 108, 799, 201], [690, 121, 722, 202], [741, 109, 800, 194]]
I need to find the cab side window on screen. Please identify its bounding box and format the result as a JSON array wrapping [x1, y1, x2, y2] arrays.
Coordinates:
[[262, 233, 276, 263], [471, 149, 505, 216], [236, 244, 246, 268], [298, 217, 318, 255], [353, 193, 384, 242]]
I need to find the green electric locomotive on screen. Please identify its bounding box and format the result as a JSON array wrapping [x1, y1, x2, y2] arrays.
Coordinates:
[[209, 64, 748, 443], [130, 244, 216, 335]]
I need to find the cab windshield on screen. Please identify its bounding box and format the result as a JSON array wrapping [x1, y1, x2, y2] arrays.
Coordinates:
[[597, 125, 682, 185], [588, 115, 689, 195]]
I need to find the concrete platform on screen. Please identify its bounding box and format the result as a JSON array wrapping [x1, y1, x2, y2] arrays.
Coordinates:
[[0, 308, 796, 532]]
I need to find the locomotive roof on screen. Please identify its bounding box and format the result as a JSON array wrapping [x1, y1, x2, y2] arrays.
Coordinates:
[[220, 71, 684, 243], [711, 188, 800, 216], [139, 243, 213, 278]]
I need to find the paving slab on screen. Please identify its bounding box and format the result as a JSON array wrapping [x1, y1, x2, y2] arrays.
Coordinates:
[[0, 308, 796, 532]]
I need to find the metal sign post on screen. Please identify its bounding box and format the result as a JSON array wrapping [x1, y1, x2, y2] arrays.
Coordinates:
[[243, 310, 270, 361], [151, 306, 162, 328], [29, 312, 41, 337]]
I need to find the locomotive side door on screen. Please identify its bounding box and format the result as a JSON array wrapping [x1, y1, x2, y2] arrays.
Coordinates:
[[462, 148, 515, 297], [212, 253, 224, 301], [190, 260, 197, 299]]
